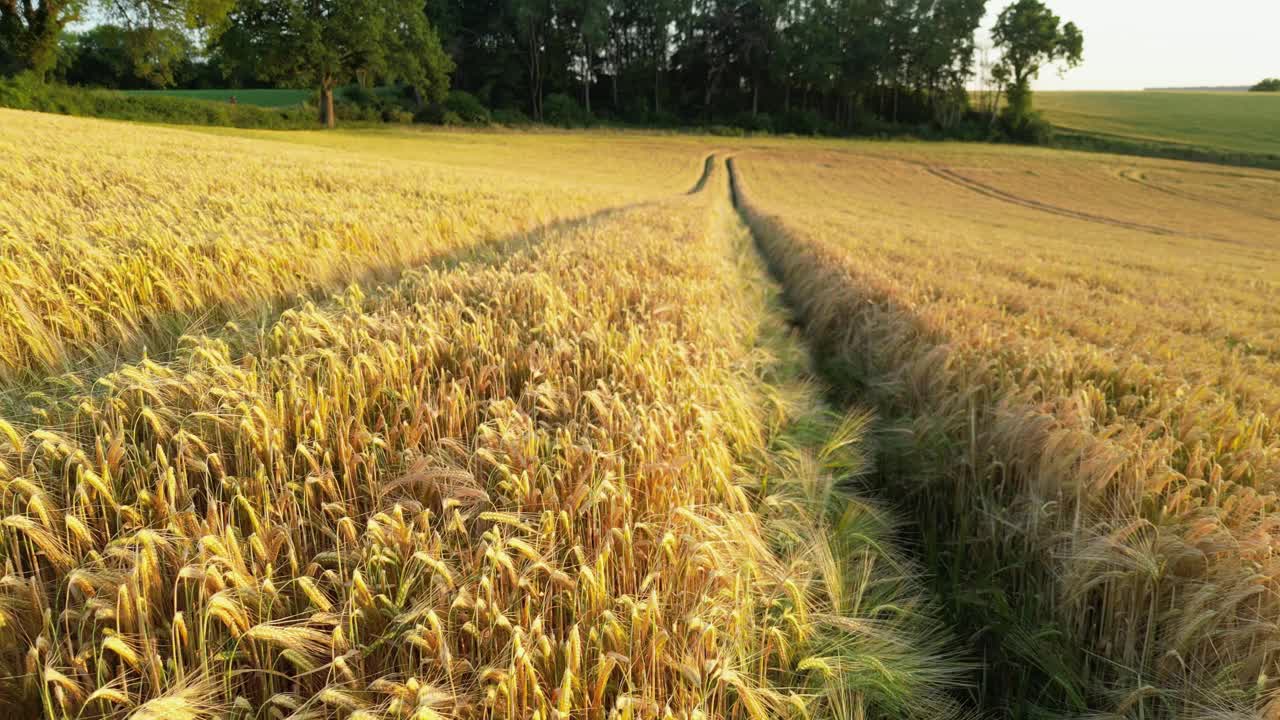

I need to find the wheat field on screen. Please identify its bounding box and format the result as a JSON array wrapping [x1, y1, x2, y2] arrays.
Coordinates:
[[4, 106, 1280, 719], [0, 109, 971, 720], [732, 142, 1280, 717]]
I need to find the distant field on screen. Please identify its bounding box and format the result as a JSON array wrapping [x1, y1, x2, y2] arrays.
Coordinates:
[[123, 88, 311, 107], [1037, 90, 1280, 157]]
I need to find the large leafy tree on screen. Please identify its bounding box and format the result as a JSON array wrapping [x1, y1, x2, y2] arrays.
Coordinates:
[[991, 0, 1082, 117], [2, 0, 233, 79], [63, 22, 195, 87], [0, 0, 84, 77], [223, 0, 453, 127]]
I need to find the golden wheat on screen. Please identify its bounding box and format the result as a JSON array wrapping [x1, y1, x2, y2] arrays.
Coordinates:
[[731, 144, 1280, 718], [0, 113, 960, 720], [0, 109, 705, 387]]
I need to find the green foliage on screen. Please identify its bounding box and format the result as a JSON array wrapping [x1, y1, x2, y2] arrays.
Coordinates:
[[123, 88, 312, 107], [992, 0, 1083, 129], [0, 74, 312, 127], [999, 107, 1053, 144], [706, 124, 744, 137], [1, 0, 235, 80], [337, 84, 379, 107], [491, 107, 531, 125], [731, 111, 773, 133], [428, 0, 989, 132], [0, 0, 84, 77], [542, 92, 590, 127], [443, 89, 489, 123], [1251, 78, 1280, 92], [383, 107, 414, 123], [61, 24, 195, 89], [104, 0, 237, 33], [775, 108, 826, 135], [992, 0, 1083, 88], [221, 0, 453, 127]]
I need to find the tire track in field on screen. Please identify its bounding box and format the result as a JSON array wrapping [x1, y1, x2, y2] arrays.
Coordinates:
[[689, 153, 718, 194], [921, 165, 1184, 237], [1116, 168, 1280, 223], [848, 149, 1254, 243]]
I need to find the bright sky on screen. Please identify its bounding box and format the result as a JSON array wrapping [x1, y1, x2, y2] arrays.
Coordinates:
[[979, 0, 1280, 90]]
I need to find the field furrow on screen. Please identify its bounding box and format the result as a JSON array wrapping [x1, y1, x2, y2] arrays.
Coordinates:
[[730, 148, 1280, 718]]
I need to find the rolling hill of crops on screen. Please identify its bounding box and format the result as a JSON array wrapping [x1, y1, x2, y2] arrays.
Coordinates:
[[4, 106, 1280, 720], [1037, 90, 1280, 158]]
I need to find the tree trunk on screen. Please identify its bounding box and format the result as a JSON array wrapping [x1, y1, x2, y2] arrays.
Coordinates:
[[704, 71, 713, 111], [784, 84, 790, 113], [752, 79, 759, 117], [528, 27, 543, 120], [320, 82, 336, 129], [654, 63, 661, 114], [583, 41, 591, 114]]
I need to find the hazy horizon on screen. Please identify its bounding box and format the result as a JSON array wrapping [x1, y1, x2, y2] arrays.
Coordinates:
[[979, 0, 1279, 91]]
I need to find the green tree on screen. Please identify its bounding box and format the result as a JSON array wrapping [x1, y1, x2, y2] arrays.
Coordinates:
[[991, 0, 1082, 119], [1251, 78, 1280, 92], [510, 0, 552, 119], [62, 23, 192, 87], [104, 0, 237, 29], [2, 0, 235, 80], [0, 0, 84, 77], [223, 0, 453, 127], [562, 0, 604, 113]]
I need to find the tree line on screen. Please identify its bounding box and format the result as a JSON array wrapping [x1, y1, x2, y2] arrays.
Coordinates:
[[2, 0, 1082, 133]]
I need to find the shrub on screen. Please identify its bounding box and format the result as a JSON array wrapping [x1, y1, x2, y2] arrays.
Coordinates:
[[440, 110, 464, 126], [731, 111, 773, 134], [706, 124, 745, 137], [776, 109, 825, 135], [999, 107, 1054, 145], [383, 108, 415, 124], [647, 109, 681, 127], [0, 77, 314, 129], [444, 90, 490, 124], [338, 85, 379, 108], [542, 92, 591, 128], [492, 107, 531, 126], [336, 102, 383, 123], [620, 97, 650, 124]]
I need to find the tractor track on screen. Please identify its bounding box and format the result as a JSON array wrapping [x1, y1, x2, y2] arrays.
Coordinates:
[[1116, 168, 1280, 223], [852, 150, 1255, 244]]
